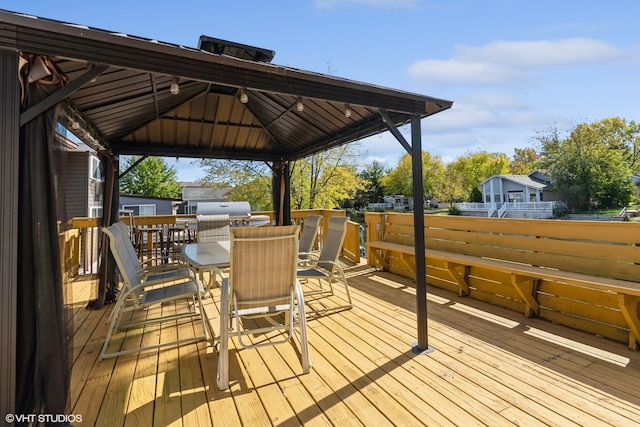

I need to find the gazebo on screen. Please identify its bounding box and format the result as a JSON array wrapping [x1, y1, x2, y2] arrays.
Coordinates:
[[0, 9, 452, 418]]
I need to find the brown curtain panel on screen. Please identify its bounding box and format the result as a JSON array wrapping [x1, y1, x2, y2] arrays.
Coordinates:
[[16, 54, 71, 422]]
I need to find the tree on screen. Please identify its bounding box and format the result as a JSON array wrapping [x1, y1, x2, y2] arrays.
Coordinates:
[[290, 145, 365, 209], [444, 151, 510, 202], [536, 120, 634, 211], [198, 144, 365, 211], [380, 151, 444, 200], [354, 160, 386, 209], [119, 156, 182, 198], [509, 147, 539, 175], [440, 166, 467, 204], [578, 117, 640, 171], [198, 159, 273, 210]]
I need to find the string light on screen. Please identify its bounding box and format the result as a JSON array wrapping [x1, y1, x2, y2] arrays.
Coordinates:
[[170, 77, 180, 95], [344, 103, 352, 118], [239, 88, 248, 103]]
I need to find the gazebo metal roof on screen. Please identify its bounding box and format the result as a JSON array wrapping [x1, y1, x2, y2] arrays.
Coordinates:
[[0, 9, 452, 161]]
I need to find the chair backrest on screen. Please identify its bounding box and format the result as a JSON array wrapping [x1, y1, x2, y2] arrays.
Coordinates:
[[112, 221, 144, 274], [318, 216, 348, 270], [298, 214, 322, 253], [230, 225, 299, 310], [197, 214, 230, 243], [102, 224, 143, 292]]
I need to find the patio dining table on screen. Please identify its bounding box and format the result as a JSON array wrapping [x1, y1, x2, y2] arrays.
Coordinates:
[[181, 241, 231, 292]]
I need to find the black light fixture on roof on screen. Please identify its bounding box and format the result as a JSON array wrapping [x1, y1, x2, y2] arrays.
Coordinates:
[[296, 98, 304, 112], [239, 88, 249, 104], [198, 36, 275, 63]]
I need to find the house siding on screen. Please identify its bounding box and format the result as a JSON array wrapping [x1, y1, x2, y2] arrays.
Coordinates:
[[64, 151, 89, 219], [120, 195, 176, 215]]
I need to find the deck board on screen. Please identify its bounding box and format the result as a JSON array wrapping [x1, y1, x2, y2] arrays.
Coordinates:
[[68, 263, 640, 426]]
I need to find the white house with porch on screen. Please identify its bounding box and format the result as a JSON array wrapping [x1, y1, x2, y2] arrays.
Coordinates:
[[457, 172, 562, 218]]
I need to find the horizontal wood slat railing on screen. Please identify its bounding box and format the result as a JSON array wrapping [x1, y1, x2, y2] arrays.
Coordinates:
[[62, 209, 360, 276], [365, 212, 640, 350]]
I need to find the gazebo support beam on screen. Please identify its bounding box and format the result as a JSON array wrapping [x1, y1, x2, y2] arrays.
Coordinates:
[[383, 113, 433, 354]]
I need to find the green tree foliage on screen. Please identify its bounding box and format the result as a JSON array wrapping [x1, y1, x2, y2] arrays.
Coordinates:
[[581, 117, 640, 170], [509, 147, 539, 175], [536, 119, 634, 211], [353, 160, 386, 209], [440, 165, 467, 204], [198, 145, 364, 210], [198, 159, 273, 210], [290, 145, 365, 209], [444, 151, 511, 202], [119, 156, 182, 198], [380, 151, 444, 199]]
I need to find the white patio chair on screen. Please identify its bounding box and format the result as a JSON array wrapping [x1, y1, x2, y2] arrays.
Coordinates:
[[217, 225, 311, 390], [298, 214, 322, 257], [297, 216, 352, 313], [100, 224, 209, 360], [195, 214, 231, 292], [112, 221, 193, 285], [196, 214, 230, 243]]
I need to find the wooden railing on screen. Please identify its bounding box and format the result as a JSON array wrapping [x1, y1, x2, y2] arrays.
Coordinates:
[[62, 209, 360, 276], [365, 212, 640, 349]]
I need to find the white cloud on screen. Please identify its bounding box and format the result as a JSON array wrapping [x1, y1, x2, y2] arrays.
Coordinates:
[[409, 38, 626, 85], [458, 38, 625, 67], [409, 58, 521, 85]]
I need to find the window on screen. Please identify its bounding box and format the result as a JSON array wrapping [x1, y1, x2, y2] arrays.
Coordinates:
[[122, 204, 157, 216], [507, 191, 524, 203], [90, 156, 104, 181], [89, 206, 103, 218]]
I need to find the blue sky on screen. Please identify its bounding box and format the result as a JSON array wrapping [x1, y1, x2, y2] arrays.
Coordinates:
[[5, 0, 640, 181]]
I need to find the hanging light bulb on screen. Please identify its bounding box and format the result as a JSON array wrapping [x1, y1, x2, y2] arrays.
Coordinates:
[[170, 77, 180, 95], [296, 98, 304, 112], [344, 103, 352, 118], [239, 88, 249, 104]]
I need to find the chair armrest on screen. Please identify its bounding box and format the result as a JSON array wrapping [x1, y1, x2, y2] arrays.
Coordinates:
[[298, 252, 320, 267], [139, 257, 188, 275], [139, 263, 197, 289], [298, 251, 320, 259], [298, 258, 344, 274]]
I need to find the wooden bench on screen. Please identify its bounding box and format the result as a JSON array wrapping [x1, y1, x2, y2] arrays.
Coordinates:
[[366, 213, 640, 350]]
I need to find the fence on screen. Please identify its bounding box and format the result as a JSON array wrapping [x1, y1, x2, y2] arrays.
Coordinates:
[[62, 209, 360, 276]]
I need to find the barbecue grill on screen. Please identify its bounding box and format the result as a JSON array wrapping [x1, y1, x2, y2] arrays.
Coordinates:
[[196, 202, 270, 227]]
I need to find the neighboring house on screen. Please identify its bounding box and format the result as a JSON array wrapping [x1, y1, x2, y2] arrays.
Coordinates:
[[54, 126, 106, 220], [181, 184, 228, 214], [457, 172, 561, 219], [368, 195, 414, 211], [480, 173, 559, 204], [59, 134, 105, 220], [119, 194, 180, 216]]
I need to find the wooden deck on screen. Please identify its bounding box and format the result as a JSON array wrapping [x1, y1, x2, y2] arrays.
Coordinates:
[[67, 262, 640, 426]]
